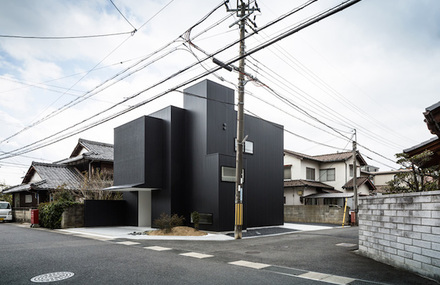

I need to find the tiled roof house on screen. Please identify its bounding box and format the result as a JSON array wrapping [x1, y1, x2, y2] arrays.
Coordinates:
[[284, 149, 375, 207], [2, 139, 113, 208], [3, 162, 84, 207]]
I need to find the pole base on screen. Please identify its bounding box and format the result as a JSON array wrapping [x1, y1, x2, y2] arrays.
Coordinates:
[[234, 225, 242, 239]]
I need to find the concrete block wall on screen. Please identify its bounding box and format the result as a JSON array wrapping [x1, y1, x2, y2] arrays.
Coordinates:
[[284, 205, 349, 225], [359, 191, 440, 281], [12, 208, 32, 223], [61, 204, 84, 228]]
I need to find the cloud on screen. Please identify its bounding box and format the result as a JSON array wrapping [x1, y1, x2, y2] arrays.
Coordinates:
[[1, 0, 440, 185]]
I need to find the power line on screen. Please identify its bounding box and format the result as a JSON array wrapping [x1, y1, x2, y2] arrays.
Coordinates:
[[0, 3, 233, 158], [109, 0, 137, 32], [0, 33, 135, 145], [138, 0, 176, 31], [0, 31, 134, 40], [245, 108, 349, 152], [246, 56, 404, 151], [0, 0, 182, 145], [0, 0, 362, 160]]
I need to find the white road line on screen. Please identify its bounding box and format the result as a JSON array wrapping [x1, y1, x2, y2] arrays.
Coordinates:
[[116, 241, 141, 246], [180, 252, 213, 259], [144, 246, 172, 251], [298, 271, 356, 285], [73, 234, 114, 241], [228, 260, 271, 269], [336, 243, 357, 247]]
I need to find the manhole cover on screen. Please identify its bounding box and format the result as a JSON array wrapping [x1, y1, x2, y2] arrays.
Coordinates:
[[31, 272, 74, 283]]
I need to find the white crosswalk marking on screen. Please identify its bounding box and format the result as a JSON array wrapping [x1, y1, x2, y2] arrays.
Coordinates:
[[299, 271, 356, 285], [180, 252, 213, 259], [228, 260, 270, 269], [116, 241, 140, 246], [144, 246, 172, 251]]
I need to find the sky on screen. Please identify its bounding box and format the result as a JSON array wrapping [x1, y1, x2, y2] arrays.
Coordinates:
[[1, 0, 439, 187]]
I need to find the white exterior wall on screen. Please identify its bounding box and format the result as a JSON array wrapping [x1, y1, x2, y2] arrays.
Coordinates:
[[319, 161, 348, 191], [30, 172, 42, 183], [357, 184, 370, 196], [373, 173, 395, 186], [284, 151, 370, 205], [301, 160, 320, 180], [284, 188, 294, 205], [284, 187, 318, 206], [284, 155, 301, 180]]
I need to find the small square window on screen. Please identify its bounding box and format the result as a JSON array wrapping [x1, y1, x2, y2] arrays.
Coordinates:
[[25, 195, 32, 203], [320, 168, 335, 182]]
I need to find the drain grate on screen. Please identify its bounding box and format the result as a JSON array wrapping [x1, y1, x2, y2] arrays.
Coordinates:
[[31, 272, 74, 283]]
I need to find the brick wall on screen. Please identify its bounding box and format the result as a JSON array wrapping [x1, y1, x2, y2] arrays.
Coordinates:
[[284, 205, 349, 225], [359, 191, 440, 281]]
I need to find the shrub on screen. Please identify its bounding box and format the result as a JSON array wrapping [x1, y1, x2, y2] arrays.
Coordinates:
[[39, 186, 78, 229], [38, 200, 77, 229], [191, 211, 200, 230], [153, 213, 185, 233]]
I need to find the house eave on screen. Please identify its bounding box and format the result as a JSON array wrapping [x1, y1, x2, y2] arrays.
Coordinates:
[[104, 184, 160, 192]]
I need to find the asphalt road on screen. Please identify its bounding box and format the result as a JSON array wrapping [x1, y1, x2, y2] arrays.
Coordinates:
[[0, 223, 437, 285]]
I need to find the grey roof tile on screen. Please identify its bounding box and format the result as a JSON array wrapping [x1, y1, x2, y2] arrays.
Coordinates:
[[76, 138, 113, 161], [4, 162, 84, 193]]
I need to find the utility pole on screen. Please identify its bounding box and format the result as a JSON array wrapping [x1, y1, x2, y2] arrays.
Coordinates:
[[233, 1, 246, 240], [225, 0, 259, 239], [352, 129, 358, 226]]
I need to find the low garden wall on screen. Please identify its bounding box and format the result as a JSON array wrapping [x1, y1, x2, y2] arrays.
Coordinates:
[[284, 205, 349, 225], [359, 191, 440, 281], [61, 204, 84, 228], [12, 208, 33, 223]]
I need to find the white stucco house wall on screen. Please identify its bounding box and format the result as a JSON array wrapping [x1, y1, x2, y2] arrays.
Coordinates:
[[284, 150, 376, 207], [361, 169, 412, 193]]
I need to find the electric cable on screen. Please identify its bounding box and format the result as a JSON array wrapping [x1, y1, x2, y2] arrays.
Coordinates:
[[109, 0, 138, 32], [0, 1, 227, 146], [0, 31, 134, 40], [0, 0, 361, 159]]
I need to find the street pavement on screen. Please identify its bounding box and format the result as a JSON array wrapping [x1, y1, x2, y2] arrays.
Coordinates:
[[5, 223, 439, 284]]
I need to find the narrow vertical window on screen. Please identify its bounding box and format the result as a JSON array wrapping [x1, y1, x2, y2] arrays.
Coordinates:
[[306, 167, 315, 180], [284, 165, 292, 180]]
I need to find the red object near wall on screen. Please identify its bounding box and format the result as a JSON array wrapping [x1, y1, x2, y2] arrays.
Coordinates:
[[350, 211, 356, 224], [31, 209, 39, 225]]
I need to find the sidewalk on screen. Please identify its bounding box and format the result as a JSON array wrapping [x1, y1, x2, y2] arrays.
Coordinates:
[[55, 223, 337, 241]]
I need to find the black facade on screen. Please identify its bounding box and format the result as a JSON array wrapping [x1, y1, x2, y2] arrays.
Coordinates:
[[113, 80, 284, 231]]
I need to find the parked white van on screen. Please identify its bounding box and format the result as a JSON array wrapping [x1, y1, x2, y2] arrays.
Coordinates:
[[0, 201, 12, 222]]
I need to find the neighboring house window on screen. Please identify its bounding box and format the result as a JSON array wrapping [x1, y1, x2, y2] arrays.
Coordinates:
[[14, 193, 20, 208], [306, 167, 315, 180], [25, 195, 32, 203], [349, 164, 354, 177], [284, 165, 291, 180], [320, 168, 335, 182]]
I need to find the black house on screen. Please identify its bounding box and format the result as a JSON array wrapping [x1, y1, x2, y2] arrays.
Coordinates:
[[112, 80, 284, 231]]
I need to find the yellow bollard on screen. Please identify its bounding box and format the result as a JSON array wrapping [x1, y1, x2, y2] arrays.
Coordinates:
[[342, 198, 348, 227]]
